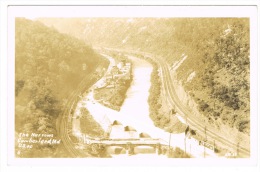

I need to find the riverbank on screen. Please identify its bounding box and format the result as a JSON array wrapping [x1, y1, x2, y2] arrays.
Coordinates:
[[80, 54, 218, 158]]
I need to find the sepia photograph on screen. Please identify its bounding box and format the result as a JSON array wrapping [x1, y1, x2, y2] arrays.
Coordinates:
[[14, 17, 251, 159], [4, 4, 258, 169]]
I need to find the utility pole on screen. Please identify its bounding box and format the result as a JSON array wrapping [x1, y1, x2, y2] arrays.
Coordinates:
[[184, 116, 188, 155], [204, 143, 206, 158], [204, 126, 207, 158], [184, 125, 189, 155], [204, 126, 207, 141], [237, 142, 240, 158], [168, 132, 171, 155], [184, 134, 186, 154], [213, 140, 216, 153], [168, 110, 172, 156]]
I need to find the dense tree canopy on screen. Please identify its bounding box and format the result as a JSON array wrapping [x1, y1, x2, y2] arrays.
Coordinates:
[[38, 18, 250, 134], [15, 18, 108, 157]]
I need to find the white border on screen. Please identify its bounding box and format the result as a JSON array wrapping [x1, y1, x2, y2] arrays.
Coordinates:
[[5, 5, 259, 18], [1, 1, 259, 172]]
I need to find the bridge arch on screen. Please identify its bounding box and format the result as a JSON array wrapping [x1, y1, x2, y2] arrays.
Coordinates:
[[105, 142, 162, 155]]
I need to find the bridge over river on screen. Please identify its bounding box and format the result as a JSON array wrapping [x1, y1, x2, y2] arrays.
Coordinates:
[[77, 136, 170, 155]]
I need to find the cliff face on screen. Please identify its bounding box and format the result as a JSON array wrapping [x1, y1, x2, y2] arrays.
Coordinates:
[[38, 18, 250, 136]]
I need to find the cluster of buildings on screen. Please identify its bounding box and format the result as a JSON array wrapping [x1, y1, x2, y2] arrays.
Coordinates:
[[108, 120, 151, 139], [95, 61, 132, 89]]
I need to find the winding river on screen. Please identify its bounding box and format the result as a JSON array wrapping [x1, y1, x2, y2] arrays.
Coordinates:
[[77, 54, 217, 158]]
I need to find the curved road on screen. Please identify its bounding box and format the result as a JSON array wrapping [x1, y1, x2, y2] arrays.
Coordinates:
[[101, 47, 250, 158], [56, 58, 108, 157], [158, 59, 250, 158]]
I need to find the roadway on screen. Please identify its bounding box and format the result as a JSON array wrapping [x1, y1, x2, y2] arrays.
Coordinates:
[[101, 47, 250, 158], [155, 55, 250, 158], [56, 57, 109, 157], [82, 137, 165, 146]]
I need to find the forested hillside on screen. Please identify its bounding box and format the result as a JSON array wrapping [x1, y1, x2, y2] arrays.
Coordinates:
[[38, 18, 250, 135], [178, 20, 250, 134], [15, 18, 108, 157], [38, 18, 244, 62]]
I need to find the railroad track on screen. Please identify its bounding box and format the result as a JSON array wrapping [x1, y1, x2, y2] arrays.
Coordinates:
[[101, 47, 250, 158], [56, 57, 109, 157], [160, 62, 250, 157]]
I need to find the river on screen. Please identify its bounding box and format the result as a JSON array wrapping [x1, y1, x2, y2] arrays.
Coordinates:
[[76, 54, 217, 158]]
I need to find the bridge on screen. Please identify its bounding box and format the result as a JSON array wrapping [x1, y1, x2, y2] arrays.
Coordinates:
[[77, 135, 170, 155]]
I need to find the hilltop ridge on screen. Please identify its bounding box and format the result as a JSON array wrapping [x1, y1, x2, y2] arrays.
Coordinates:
[[38, 18, 250, 136]]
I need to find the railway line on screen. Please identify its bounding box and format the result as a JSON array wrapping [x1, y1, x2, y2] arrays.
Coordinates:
[[159, 61, 250, 157], [56, 57, 109, 157], [58, 47, 250, 158], [102, 47, 250, 158]]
